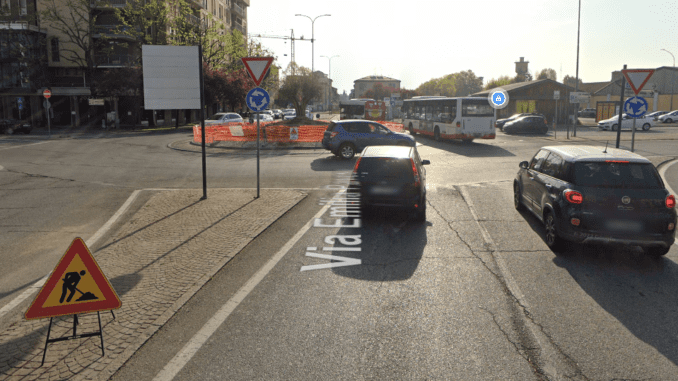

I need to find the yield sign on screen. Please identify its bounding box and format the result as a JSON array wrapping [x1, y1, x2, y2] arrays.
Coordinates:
[[621, 69, 655, 95], [241, 57, 274, 86], [25, 238, 121, 320]]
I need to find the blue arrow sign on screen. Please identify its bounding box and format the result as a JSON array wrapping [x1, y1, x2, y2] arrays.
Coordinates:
[[623, 96, 648, 118], [246, 87, 270, 112]]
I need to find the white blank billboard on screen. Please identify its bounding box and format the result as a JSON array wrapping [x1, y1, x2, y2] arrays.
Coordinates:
[[142, 45, 201, 110]]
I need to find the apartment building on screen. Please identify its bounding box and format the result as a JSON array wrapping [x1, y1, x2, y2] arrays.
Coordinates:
[[353, 75, 400, 99], [0, 0, 249, 129]]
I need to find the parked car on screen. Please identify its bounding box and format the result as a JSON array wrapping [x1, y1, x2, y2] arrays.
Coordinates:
[[646, 111, 668, 120], [249, 110, 274, 123], [597, 113, 654, 131], [0, 119, 32, 135], [282, 109, 296, 120], [495, 113, 544, 130], [349, 145, 430, 221], [272, 109, 284, 119], [577, 108, 596, 118], [502, 115, 549, 134], [658, 110, 678, 123], [322, 119, 416, 159], [514, 145, 676, 256], [204, 112, 243, 126]]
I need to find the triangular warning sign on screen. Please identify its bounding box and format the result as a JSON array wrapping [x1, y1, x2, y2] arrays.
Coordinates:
[[241, 57, 274, 86], [25, 238, 121, 320], [622, 69, 655, 95]]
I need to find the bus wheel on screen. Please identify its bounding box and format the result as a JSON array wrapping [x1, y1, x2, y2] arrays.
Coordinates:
[[409, 123, 416, 135], [434, 127, 441, 141]]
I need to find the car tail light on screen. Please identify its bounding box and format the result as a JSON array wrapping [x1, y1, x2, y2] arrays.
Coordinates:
[[352, 157, 362, 174], [571, 218, 580, 226], [667, 195, 676, 209], [456, 122, 461, 127], [411, 158, 420, 187], [330, 131, 338, 138], [564, 190, 583, 204]]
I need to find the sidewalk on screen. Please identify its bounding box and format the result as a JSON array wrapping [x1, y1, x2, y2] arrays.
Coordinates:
[[0, 188, 306, 381]]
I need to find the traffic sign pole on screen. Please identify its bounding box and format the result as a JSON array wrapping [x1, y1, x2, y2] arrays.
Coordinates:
[[616, 65, 627, 148], [632, 117, 636, 152], [256, 112, 260, 198]]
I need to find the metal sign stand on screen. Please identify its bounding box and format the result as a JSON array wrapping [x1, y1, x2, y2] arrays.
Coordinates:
[[631, 117, 636, 152], [40, 311, 115, 366], [256, 112, 260, 198]]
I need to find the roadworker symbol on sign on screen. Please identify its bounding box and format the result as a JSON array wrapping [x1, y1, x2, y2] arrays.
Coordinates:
[[25, 237, 121, 320]]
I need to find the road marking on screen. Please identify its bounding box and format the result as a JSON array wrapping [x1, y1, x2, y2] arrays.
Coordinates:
[[657, 158, 678, 247], [152, 194, 336, 381], [0, 140, 52, 151], [0, 189, 144, 320]]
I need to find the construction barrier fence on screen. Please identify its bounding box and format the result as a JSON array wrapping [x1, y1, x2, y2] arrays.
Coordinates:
[[193, 121, 405, 143]]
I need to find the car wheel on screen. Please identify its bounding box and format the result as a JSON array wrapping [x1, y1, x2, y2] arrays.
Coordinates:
[[413, 195, 426, 221], [339, 143, 356, 160], [544, 212, 566, 252], [434, 127, 441, 142], [666, 118, 674, 123], [408, 123, 416, 135], [22, 129, 31, 135], [644, 246, 670, 257], [642, 123, 651, 131], [461, 138, 473, 144], [513, 183, 525, 211], [611, 124, 618, 131]]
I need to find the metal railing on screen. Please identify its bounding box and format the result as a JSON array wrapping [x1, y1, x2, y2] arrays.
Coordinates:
[[234, 2, 243, 15], [94, 25, 141, 35], [95, 54, 137, 66], [90, 0, 127, 7]]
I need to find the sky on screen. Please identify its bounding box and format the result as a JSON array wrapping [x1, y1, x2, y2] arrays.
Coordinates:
[[247, 0, 678, 96]]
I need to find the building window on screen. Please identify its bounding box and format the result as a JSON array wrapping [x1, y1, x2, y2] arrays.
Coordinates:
[[51, 38, 60, 62], [19, 0, 27, 15]]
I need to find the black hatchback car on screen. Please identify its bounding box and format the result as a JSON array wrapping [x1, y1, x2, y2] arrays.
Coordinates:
[[349, 145, 430, 221], [1, 119, 32, 135], [502, 115, 549, 134], [514, 145, 676, 256], [322, 120, 416, 159]]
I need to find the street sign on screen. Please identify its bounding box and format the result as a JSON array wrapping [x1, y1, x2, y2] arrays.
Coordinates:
[[623, 96, 648, 118], [43, 89, 51, 99], [25, 238, 121, 320], [43, 100, 51, 109], [290, 127, 299, 140], [554, 90, 560, 100], [241, 57, 274, 86], [245, 87, 270, 112], [88, 98, 104, 106], [569, 91, 590, 103], [621, 69, 655, 95], [17, 97, 23, 110]]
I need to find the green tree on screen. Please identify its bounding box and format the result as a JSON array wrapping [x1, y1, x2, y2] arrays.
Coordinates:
[[453, 70, 483, 96], [399, 88, 419, 100], [364, 83, 395, 100], [114, 0, 168, 51], [536, 68, 557, 81], [563, 75, 583, 88], [277, 62, 322, 118], [484, 75, 513, 90], [416, 70, 483, 96]]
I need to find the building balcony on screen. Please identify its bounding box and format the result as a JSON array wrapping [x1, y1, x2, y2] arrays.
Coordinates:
[[93, 25, 140, 40], [90, 0, 128, 8], [95, 54, 138, 67], [233, 3, 244, 16], [186, 14, 201, 26]]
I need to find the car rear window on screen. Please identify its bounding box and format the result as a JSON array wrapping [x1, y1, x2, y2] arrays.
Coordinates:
[[573, 162, 663, 189], [356, 158, 414, 182]]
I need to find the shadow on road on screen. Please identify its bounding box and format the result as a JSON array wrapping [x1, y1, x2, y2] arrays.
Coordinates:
[[414, 134, 516, 158], [310, 155, 358, 172]]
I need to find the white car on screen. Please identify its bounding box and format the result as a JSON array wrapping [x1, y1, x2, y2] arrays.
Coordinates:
[[204, 112, 243, 126], [249, 110, 274, 122], [282, 109, 296, 120], [597, 113, 655, 131], [658, 110, 678, 123]]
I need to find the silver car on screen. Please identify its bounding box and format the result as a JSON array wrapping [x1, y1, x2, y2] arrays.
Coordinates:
[[204, 112, 244, 126]]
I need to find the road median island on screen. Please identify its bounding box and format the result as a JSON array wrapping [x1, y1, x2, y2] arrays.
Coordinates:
[[0, 188, 306, 381]]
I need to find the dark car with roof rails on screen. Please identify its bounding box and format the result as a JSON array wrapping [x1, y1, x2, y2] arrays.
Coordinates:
[[502, 115, 549, 134], [322, 119, 416, 159], [514, 145, 676, 256], [349, 145, 430, 221], [495, 113, 544, 131]]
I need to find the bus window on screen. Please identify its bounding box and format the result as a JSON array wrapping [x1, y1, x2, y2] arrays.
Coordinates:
[[426, 106, 433, 121], [433, 105, 442, 122], [462, 99, 494, 117], [417, 106, 424, 120]]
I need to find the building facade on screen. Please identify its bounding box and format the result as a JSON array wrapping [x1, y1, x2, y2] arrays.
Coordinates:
[[353, 75, 400, 99]]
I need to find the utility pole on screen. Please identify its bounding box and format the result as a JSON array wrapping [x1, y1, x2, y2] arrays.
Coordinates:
[[661, 49, 675, 111], [573, 0, 581, 137]]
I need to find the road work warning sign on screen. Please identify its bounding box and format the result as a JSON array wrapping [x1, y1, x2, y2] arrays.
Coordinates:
[[25, 237, 121, 319]]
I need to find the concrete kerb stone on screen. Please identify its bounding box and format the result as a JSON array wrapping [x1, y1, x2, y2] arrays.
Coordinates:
[[0, 188, 306, 381]]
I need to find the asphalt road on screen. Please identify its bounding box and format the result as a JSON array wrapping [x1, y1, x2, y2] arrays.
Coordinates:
[[2, 127, 678, 379]]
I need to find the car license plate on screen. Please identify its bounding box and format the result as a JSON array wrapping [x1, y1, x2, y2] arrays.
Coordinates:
[[605, 219, 643, 232], [370, 185, 397, 195]]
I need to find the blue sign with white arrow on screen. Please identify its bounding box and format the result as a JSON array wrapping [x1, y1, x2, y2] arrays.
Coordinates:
[[246, 87, 270, 112], [623, 96, 648, 118]]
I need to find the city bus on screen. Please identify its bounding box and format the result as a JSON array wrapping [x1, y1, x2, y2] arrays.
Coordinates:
[[339, 99, 386, 121], [401, 96, 496, 143]]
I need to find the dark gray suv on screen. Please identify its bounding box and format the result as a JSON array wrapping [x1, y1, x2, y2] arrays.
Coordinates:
[[514, 145, 676, 256], [322, 120, 415, 159], [349, 145, 430, 221]]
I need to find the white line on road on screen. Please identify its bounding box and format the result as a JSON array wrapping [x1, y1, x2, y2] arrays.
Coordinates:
[[0, 189, 144, 320], [0, 140, 52, 151], [152, 193, 336, 381]]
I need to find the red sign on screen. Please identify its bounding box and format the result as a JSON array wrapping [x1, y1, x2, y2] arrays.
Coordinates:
[[43, 89, 51, 99], [241, 57, 274, 86], [621, 69, 655, 95], [25, 238, 121, 320], [364, 101, 387, 120]]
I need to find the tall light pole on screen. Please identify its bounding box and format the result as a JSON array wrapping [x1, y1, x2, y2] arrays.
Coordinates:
[[321, 55, 338, 111], [295, 13, 330, 74], [572, 0, 581, 137], [661, 48, 675, 111]]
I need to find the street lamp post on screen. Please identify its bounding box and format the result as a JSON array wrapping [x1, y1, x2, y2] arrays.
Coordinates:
[[295, 13, 330, 74], [320, 55, 338, 112], [661, 49, 675, 111]]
